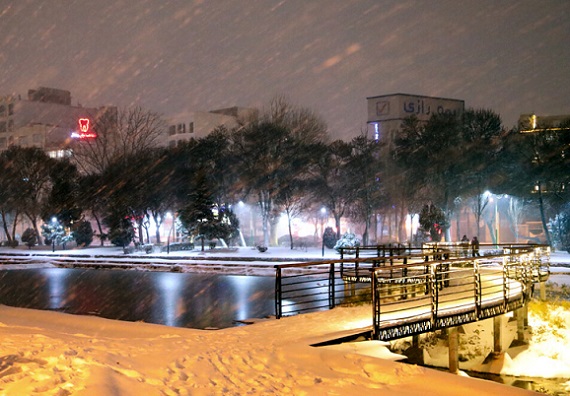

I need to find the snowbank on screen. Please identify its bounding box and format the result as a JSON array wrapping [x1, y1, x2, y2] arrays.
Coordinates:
[[0, 304, 538, 395], [1, 245, 567, 394]]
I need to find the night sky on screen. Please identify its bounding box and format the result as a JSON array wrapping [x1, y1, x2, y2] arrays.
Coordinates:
[[1, 0, 568, 140]]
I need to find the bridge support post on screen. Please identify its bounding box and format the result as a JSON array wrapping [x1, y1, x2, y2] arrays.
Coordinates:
[[493, 316, 503, 358], [412, 334, 420, 349], [540, 282, 546, 301], [448, 327, 459, 374], [514, 307, 527, 342]]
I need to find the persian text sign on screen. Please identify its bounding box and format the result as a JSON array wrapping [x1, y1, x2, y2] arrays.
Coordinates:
[[367, 94, 465, 123]]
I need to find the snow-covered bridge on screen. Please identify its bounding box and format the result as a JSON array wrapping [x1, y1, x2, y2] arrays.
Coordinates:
[[274, 243, 550, 343]]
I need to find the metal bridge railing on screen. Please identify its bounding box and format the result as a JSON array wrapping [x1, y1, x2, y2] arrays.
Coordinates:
[[274, 244, 550, 341], [373, 246, 547, 340], [274, 247, 453, 319]]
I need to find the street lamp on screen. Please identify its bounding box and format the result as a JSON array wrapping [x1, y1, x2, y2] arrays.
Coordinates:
[[51, 217, 58, 252]]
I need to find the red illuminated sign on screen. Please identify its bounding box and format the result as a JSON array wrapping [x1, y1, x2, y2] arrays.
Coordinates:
[[71, 118, 97, 139], [79, 118, 90, 132]]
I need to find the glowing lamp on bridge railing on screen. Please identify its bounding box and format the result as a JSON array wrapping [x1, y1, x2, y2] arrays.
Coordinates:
[[70, 118, 97, 140]]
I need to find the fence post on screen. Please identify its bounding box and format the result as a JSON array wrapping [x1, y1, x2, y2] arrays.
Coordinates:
[[371, 268, 379, 340], [275, 267, 282, 319], [329, 263, 336, 309], [429, 265, 436, 329], [474, 260, 481, 318], [502, 256, 508, 312]]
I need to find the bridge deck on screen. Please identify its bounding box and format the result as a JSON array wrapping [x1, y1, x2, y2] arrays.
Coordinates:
[[276, 244, 550, 341]]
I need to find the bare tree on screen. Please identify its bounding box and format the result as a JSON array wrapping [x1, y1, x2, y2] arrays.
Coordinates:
[[265, 95, 329, 144], [70, 106, 166, 174]]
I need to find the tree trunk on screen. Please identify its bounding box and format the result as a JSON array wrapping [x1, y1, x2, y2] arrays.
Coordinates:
[[287, 213, 294, 249], [11, 211, 19, 243], [92, 210, 105, 246], [1, 210, 12, 244], [334, 213, 342, 240], [23, 211, 43, 246], [363, 213, 370, 246], [30, 217, 43, 246], [258, 191, 271, 247], [152, 211, 162, 245], [137, 218, 144, 245], [537, 184, 552, 245], [398, 204, 407, 243]]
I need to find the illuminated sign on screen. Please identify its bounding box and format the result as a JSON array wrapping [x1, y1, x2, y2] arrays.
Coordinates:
[[367, 94, 465, 123], [71, 118, 97, 139], [79, 118, 89, 132]]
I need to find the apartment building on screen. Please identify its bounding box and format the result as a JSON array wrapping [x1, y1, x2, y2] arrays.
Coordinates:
[[0, 87, 114, 158], [165, 106, 258, 147]]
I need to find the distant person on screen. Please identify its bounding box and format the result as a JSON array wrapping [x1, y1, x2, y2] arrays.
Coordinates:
[[460, 235, 469, 256], [471, 236, 480, 257]]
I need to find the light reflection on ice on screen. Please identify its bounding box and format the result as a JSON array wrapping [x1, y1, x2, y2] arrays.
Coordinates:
[[228, 275, 253, 321], [156, 272, 183, 327], [45, 267, 68, 310]]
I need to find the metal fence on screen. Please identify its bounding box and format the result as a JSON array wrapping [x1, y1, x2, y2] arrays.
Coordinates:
[[274, 244, 550, 340]]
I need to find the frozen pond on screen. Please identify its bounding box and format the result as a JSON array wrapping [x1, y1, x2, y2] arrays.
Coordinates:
[[0, 268, 275, 329], [547, 272, 570, 287]]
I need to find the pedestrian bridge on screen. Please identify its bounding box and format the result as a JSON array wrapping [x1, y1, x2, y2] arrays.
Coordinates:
[[274, 243, 550, 341]]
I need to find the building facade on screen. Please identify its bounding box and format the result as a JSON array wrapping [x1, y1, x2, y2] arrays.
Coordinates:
[[366, 93, 465, 148], [518, 113, 570, 132], [0, 87, 114, 158], [165, 106, 258, 147]]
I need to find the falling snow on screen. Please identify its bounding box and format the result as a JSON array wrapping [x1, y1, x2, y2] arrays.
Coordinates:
[[1, 1, 569, 140], [0, 247, 569, 394]]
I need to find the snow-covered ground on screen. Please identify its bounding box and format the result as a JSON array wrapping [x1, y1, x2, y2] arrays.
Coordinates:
[[0, 245, 568, 395]]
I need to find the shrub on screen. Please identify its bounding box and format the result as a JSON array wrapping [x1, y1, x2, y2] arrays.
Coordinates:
[[73, 221, 94, 247], [334, 231, 360, 252], [550, 204, 570, 253], [323, 227, 337, 249], [108, 218, 135, 247], [21, 228, 38, 249]]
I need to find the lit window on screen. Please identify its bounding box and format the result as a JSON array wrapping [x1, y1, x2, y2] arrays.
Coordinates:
[[48, 150, 69, 158]]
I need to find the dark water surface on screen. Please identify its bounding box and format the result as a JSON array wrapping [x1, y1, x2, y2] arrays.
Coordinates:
[[0, 268, 275, 329]]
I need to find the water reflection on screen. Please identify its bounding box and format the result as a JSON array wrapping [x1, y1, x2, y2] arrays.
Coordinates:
[[46, 268, 66, 310], [155, 272, 184, 327], [0, 268, 275, 329]]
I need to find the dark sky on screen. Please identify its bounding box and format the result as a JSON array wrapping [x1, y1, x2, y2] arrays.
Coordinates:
[[1, 0, 568, 140]]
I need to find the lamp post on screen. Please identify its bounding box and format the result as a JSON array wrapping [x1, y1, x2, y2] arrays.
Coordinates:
[[51, 217, 57, 252]]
